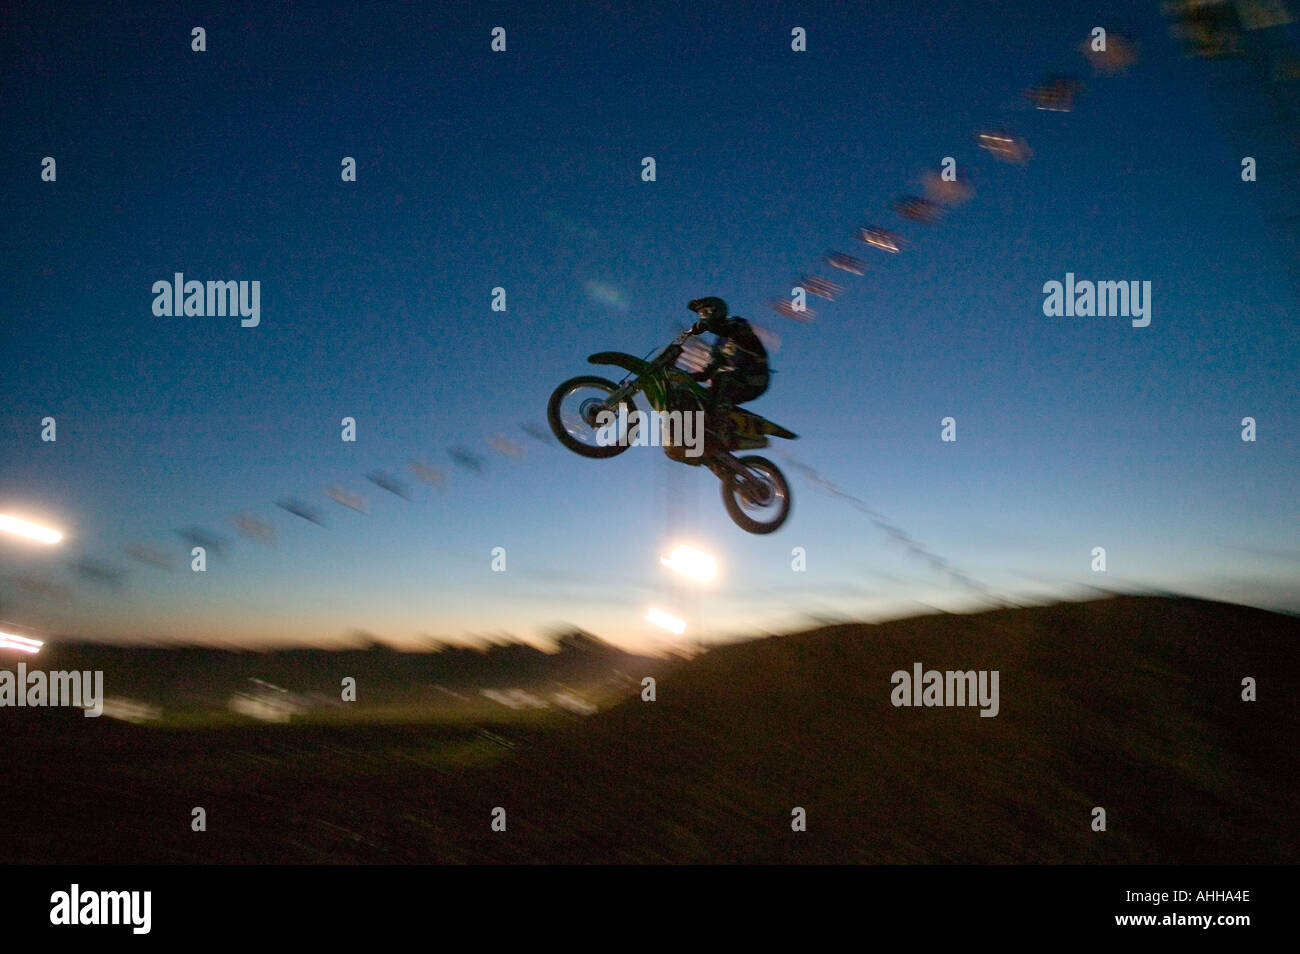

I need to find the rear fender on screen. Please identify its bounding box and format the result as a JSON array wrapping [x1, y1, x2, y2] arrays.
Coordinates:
[[731, 409, 798, 441]]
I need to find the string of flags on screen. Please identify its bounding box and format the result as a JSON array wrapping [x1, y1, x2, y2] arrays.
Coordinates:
[[745, 28, 1146, 599], [764, 33, 1139, 327], [1, 420, 566, 598]]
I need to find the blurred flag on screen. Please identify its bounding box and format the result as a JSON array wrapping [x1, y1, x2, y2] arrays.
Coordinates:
[[922, 170, 975, 206], [124, 542, 177, 569], [448, 447, 486, 474], [824, 252, 868, 275], [1165, 0, 1247, 58], [366, 471, 411, 499], [1237, 0, 1293, 30], [976, 130, 1033, 164], [231, 514, 276, 544], [1079, 32, 1140, 74], [276, 498, 326, 525], [486, 434, 524, 459], [1024, 74, 1084, 111], [798, 275, 844, 300], [324, 486, 368, 514], [409, 460, 448, 487], [520, 422, 554, 446], [69, 557, 126, 589], [769, 299, 817, 322], [177, 527, 228, 559], [891, 194, 944, 223], [856, 226, 905, 252]]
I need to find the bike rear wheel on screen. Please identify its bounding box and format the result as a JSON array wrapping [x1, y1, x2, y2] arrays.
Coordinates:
[[720, 455, 792, 534]]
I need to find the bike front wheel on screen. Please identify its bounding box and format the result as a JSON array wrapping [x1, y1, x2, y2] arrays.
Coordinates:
[[547, 375, 639, 459]]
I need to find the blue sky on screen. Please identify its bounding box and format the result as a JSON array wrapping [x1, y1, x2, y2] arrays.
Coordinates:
[[2, 0, 1297, 651]]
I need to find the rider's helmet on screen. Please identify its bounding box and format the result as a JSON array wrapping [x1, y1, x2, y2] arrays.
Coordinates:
[[688, 296, 728, 332]]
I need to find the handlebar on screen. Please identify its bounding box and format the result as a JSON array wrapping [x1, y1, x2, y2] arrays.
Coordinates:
[[649, 328, 696, 365]]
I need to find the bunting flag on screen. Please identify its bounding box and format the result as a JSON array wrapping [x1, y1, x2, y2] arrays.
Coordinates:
[[824, 252, 868, 275], [798, 275, 845, 300], [409, 459, 449, 487], [366, 471, 411, 500], [856, 226, 905, 253], [976, 130, 1033, 164], [323, 486, 368, 514], [276, 498, 326, 526], [125, 543, 177, 569], [1023, 74, 1084, 111], [68, 557, 127, 590], [178, 527, 228, 559], [448, 446, 487, 474], [485, 434, 525, 459], [231, 514, 277, 544], [519, 422, 554, 446], [890, 195, 944, 223], [768, 298, 817, 322]]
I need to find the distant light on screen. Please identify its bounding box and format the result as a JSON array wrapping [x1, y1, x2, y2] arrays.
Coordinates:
[[0, 632, 43, 654], [0, 514, 63, 544], [645, 608, 686, 634], [660, 545, 717, 582]]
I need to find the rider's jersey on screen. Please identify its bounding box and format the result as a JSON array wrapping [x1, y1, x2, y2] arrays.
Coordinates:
[[703, 316, 768, 380]]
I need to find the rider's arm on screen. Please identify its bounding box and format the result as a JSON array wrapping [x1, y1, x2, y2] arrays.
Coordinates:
[[692, 345, 724, 382], [686, 321, 715, 379]]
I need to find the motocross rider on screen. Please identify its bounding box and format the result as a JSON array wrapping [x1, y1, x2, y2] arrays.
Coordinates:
[[684, 296, 770, 449]]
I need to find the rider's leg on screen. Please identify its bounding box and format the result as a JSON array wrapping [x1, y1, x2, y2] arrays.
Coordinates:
[[703, 376, 738, 451], [707, 374, 767, 439], [701, 372, 768, 478]]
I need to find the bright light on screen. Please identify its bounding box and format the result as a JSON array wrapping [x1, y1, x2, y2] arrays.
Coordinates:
[[645, 608, 686, 634], [660, 544, 717, 582], [0, 632, 44, 654], [0, 514, 63, 544]]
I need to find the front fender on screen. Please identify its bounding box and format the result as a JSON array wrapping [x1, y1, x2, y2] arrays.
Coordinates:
[[588, 351, 653, 375]]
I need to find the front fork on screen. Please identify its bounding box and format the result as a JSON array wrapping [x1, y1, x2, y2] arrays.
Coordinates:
[[603, 381, 640, 408], [598, 361, 674, 417], [710, 451, 748, 479], [602, 345, 681, 414], [586, 381, 642, 428]]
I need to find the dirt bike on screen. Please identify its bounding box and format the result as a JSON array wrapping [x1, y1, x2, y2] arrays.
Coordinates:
[[547, 328, 797, 534]]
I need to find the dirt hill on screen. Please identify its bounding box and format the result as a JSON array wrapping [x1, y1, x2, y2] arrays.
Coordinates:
[[426, 595, 1299, 863], [2, 595, 1294, 863]]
